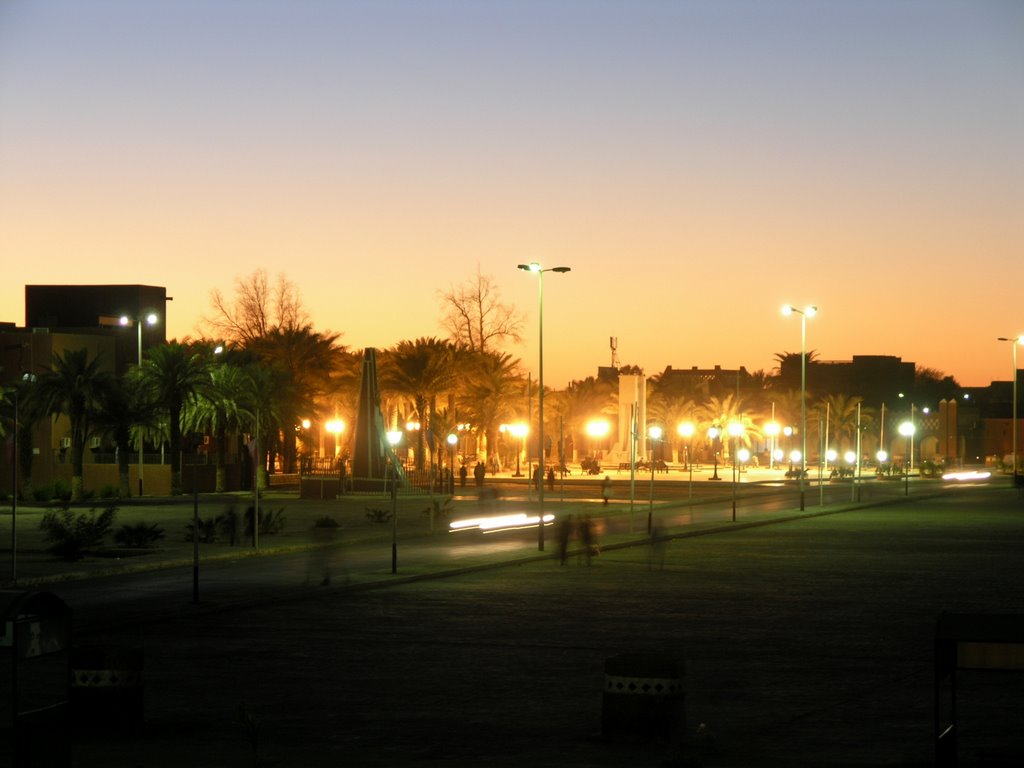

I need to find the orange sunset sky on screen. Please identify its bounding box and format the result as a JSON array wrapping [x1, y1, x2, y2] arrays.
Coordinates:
[[1, 1, 1021, 388]]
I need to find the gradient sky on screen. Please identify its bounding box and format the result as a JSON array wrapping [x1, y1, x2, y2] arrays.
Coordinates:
[[1, 0, 1021, 388]]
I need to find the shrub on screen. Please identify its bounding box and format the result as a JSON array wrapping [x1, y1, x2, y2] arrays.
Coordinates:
[[39, 504, 117, 561], [33, 486, 51, 502], [219, 505, 241, 545], [313, 516, 340, 529], [243, 506, 286, 537], [184, 516, 222, 543], [99, 484, 122, 500], [422, 496, 453, 520], [365, 508, 392, 524], [53, 479, 72, 502], [114, 522, 165, 548]]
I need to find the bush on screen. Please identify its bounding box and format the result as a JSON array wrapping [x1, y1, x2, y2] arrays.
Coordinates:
[[365, 508, 392, 524], [99, 484, 122, 500], [313, 516, 340, 529], [33, 485, 52, 502], [53, 479, 72, 502], [219, 505, 241, 545], [184, 516, 222, 543], [243, 506, 286, 537], [39, 504, 117, 561], [114, 522, 165, 548]]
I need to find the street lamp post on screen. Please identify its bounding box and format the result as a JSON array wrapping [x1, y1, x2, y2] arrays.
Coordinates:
[[519, 262, 571, 552], [764, 419, 780, 470], [386, 429, 402, 573], [446, 432, 458, 494], [707, 425, 721, 481], [898, 421, 916, 496], [782, 304, 817, 511], [647, 425, 663, 533], [728, 422, 744, 522], [997, 335, 1023, 485], [120, 313, 158, 496], [678, 422, 695, 500]]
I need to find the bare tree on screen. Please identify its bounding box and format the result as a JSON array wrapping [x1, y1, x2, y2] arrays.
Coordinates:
[[438, 266, 524, 353], [202, 269, 308, 344]]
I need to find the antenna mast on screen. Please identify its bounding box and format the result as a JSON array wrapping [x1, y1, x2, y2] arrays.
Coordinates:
[[610, 337, 618, 369]]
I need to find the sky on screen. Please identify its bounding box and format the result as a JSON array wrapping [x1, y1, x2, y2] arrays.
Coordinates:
[[1, 0, 1021, 389]]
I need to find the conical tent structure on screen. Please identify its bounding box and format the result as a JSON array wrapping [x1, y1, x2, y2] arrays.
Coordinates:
[[351, 348, 406, 491]]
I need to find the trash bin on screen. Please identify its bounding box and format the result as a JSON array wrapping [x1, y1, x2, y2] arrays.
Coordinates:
[[601, 652, 685, 743], [71, 644, 144, 734], [0, 589, 72, 768]]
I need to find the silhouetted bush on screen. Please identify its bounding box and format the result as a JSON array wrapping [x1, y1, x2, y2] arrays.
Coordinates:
[[99, 484, 122, 500], [39, 504, 117, 560], [184, 516, 222, 543], [115, 522, 165, 548], [243, 506, 286, 537]]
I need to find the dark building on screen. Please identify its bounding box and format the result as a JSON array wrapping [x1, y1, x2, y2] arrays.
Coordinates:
[[652, 365, 754, 399], [778, 354, 915, 408], [25, 284, 170, 373]]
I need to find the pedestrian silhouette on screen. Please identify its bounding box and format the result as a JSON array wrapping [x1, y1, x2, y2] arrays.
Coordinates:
[[578, 515, 597, 566], [558, 514, 574, 565], [459, 464, 467, 487], [601, 475, 612, 505], [305, 522, 343, 586], [649, 522, 669, 570], [546, 466, 555, 492]]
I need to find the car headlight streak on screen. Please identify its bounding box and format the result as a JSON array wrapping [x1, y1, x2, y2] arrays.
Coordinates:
[[450, 513, 556, 534]]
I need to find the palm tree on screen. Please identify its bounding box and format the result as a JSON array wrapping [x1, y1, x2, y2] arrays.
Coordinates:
[[245, 325, 345, 473], [380, 338, 455, 470], [818, 393, 864, 454], [26, 347, 113, 501], [548, 376, 616, 463], [184, 360, 255, 492], [456, 349, 523, 467], [92, 375, 146, 497], [136, 342, 212, 495], [647, 391, 699, 463], [696, 393, 764, 461]]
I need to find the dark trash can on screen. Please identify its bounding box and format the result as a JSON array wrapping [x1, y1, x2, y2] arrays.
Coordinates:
[[601, 652, 685, 743], [70, 644, 144, 734], [0, 589, 72, 768]]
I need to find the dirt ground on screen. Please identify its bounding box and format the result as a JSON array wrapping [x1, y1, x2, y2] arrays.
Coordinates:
[[50, 487, 1024, 766]]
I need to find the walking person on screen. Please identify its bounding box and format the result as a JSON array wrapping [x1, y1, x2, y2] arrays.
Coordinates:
[[578, 515, 596, 566], [601, 475, 612, 506], [558, 514, 574, 566]]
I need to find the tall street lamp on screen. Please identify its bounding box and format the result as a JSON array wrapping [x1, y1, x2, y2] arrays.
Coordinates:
[[120, 312, 158, 496], [728, 421, 745, 521], [647, 425, 663, 533], [519, 261, 571, 552], [997, 335, 1023, 485], [898, 420, 915, 495], [707, 425, 722, 481], [386, 429, 402, 573], [782, 304, 817, 511], [677, 421, 695, 500], [446, 432, 458, 493]]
